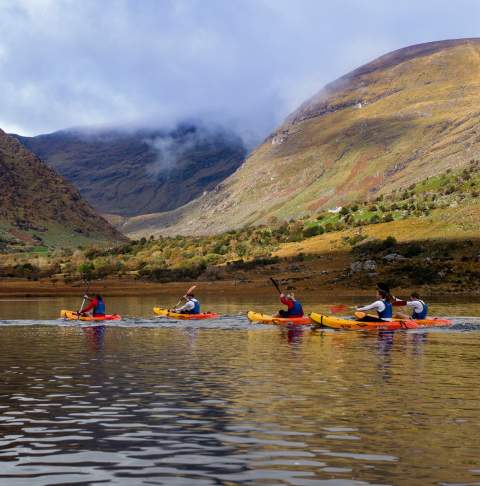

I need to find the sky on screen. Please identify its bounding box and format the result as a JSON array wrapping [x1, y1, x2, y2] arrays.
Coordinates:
[[0, 0, 479, 140]]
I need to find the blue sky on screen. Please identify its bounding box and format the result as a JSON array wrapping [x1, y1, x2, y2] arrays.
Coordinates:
[[0, 0, 479, 139]]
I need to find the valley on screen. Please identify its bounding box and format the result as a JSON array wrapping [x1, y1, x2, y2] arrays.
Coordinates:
[[3, 39, 480, 298], [15, 122, 247, 217]]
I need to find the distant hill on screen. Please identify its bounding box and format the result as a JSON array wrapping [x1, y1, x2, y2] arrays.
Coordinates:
[[122, 38, 480, 236], [14, 123, 247, 217], [0, 129, 124, 249]]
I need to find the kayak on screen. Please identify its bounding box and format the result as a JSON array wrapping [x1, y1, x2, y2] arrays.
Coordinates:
[[61, 310, 121, 321], [247, 311, 311, 326], [153, 307, 220, 320], [310, 312, 452, 331]]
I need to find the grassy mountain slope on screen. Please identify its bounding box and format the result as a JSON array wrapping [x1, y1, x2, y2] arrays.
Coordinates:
[[0, 129, 125, 250], [14, 123, 246, 217], [5, 160, 480, 292], [124, 38, 480, 236]]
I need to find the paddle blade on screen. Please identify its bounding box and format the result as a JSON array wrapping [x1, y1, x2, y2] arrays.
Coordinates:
[[401, 320, 419, 329], [174, 285, 197, 308], [186, 285, 197, 295], [330, 304, 349, 314]]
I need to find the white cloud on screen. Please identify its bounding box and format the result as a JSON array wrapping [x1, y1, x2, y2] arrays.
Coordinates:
[[0, 0, 478, 137]]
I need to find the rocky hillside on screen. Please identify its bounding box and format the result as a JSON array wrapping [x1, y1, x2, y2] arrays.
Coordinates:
[[15, 123, 247, 217], [123, 38, 480, 236], [0, 129, 124, 249]]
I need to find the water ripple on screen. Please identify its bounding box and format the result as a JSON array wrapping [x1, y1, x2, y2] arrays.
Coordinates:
[[0, 323, 479, 484]]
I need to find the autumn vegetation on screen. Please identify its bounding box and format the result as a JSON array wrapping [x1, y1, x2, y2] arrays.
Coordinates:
[[2, 161, 480, 294]]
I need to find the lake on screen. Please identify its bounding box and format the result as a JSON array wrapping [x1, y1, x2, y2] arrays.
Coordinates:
[[1, 296, 480, 485]]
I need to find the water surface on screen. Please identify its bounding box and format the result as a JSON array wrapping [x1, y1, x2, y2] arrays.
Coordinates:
[[0, 298, 480, 485]]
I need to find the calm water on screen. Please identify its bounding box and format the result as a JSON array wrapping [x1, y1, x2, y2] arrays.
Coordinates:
[[1, 297, 480, 485]]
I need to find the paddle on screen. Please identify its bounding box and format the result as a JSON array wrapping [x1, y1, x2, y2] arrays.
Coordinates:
[[77, 280, 90, 319], [330, 304, 353, 314], [270, 277, 282, 294], [330, 296, 407, 315], [172, 285, 197, 310]]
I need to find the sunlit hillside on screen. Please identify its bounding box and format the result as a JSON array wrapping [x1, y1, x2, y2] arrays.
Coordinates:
[[124, 38, 480, 236]]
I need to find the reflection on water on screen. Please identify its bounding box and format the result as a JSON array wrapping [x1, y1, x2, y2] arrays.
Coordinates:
[[0, 319, 480, 485]]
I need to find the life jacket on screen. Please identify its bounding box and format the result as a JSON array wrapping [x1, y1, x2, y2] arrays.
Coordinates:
[[412, 300, 428, 320], [286, 300, 304, 317], [378, 299, 393, 319], [93, 298, 106, 316], [187, 298, 200, 314]]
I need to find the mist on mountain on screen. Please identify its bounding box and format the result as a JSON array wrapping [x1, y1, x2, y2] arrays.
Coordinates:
[[14, 121, 247, 217]]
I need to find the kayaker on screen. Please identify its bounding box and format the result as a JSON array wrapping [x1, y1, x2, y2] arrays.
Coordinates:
[[173, 292, 201, 314], [356, 289, 393, 321], [376, 282, 392, 299], [376, 282, 399, 304], [377, 282, 405, 307], [395, 292, 429, 320], [277, 292, 304, 318], [80, 294, 106, 317]]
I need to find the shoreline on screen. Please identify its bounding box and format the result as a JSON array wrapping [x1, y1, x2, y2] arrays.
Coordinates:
[[0, 277, 369, 297], [0, 277, 474, 302]]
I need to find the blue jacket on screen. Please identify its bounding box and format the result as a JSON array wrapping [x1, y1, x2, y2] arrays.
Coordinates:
[[412, 300, 428, 319], [93, 298, 106, 316], [378, 300, 393, 319], [286, 300, 304, 317], [186, 298, 200, 314]]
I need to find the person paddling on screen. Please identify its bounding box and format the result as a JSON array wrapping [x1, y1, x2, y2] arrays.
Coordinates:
[[356, 289, 393, 321], [80, 294, 106, 318], [376, 282, 408, 308], [395, 292, 429, 320], [173, 292, 200, 314], [376, 282, 400, 303], [277, 292, 304, 318]]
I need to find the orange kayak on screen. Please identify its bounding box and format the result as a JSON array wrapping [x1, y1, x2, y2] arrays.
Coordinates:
[[310, 312, 452, 331], [247, 311, 311, 326]]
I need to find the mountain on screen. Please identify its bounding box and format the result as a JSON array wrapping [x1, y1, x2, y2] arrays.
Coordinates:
[[0, 129, 124, 248], [121, 38, 480, 237], [14, 123, 247, 217]]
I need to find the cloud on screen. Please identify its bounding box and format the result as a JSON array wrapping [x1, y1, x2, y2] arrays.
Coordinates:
[[142, 121, 245, 176], [0, 0, 479, 138], [144, 129, 201, 175]]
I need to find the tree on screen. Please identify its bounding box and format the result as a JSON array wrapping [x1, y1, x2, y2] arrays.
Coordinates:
[[78, 262, 95, 280], [303, 225, 325, 238]]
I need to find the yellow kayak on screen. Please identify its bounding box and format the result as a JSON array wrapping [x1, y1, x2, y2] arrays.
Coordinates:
[[153, 307, 220, 320], [247, 311, 311, 326], [60, 310, 121, 321], [310, 312, 452, 331]]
